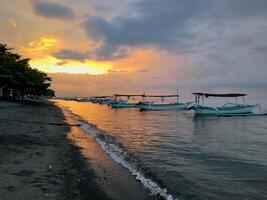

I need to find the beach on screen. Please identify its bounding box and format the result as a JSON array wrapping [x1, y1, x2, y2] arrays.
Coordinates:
[[0, 100, 152, 200]]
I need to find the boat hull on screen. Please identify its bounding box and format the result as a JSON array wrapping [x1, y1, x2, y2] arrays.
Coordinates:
[[194, 105, 256, 115], [139, 103, 188, 111], [111, 103, 137, 108]]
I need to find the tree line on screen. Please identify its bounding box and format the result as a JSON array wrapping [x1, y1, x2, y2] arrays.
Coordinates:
[[0, 43, 55, 100]]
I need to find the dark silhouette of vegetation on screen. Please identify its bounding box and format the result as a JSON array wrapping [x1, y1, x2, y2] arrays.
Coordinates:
[[0, 43, 55, 100]]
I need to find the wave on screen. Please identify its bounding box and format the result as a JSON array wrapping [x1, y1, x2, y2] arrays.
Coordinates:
[[63, 108, 177, 200]]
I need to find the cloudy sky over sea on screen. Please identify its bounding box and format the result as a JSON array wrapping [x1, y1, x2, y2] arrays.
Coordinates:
[[1, 0, 267, 97]]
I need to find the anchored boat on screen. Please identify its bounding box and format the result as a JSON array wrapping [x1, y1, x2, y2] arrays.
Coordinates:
[[110, 94, 145, 108], [191, 93, 260, 116], [138, 94, 190, 111]]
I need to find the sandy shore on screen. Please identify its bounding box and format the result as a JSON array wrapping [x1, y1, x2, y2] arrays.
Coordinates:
[[0, 100, 153, 200], [0, 100, 111, 200]]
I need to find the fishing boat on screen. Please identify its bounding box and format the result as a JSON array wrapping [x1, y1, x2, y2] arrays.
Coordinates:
[[191, 93, 260, 116], [110, 94, 145, 108], [98, 98, 116, 105], [90, 96, 114, 104], [76, 97, 92, 102], [137, 94, 190, 111]]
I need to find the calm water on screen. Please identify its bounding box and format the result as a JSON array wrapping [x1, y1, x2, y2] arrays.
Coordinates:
[[56, 100, 267, 200]]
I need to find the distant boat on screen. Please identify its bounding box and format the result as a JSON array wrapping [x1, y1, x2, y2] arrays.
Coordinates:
[[111, 102, 137, 108], [98, 99, 115, 105], [137, 102, 189, 111], [110, 94, 144, 108], [190, 93, 260, 116], [137, 94, 190, 111], [76, 97, 93, 102]]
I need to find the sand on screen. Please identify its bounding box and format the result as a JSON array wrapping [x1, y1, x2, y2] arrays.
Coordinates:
[[0, 100, 153, 200]]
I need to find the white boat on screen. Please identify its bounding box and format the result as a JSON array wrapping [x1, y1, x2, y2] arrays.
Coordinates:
[[111, 102, 137, 108], [76, 98, 92, 102], [137, 94, 189, 111], [110, 94, 144, 108], [110, 92, 189, 111], [90, 96, 114, 104], [99, 99, 116, 105], [138, 102, 189, 111], [191, 93, 260, 116]]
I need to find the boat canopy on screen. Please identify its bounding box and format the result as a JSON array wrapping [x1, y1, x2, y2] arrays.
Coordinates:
[[91, 96, 113, 98], [145, 95, 180, 97], [113, 94, 179, 97], [113, 94, 145, 97], [113, 94, 180, 102], [192, 93, 247, 98]]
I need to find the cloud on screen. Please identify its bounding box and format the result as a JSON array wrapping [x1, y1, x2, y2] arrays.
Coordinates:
[[83, 0, 208, 60], [82, 0, 267, 59], [52, 49, 88, 61], [217, 0, 267, 18], [29, 0, 267, 92], [8, 19, 17, 28], [137, 69, 150, 73], [52, 45, 131, 61], [33, 1, 74, 19], [250, 45, 267, 54], [86, 0, 208, 45], [93, 44, 132, 60]]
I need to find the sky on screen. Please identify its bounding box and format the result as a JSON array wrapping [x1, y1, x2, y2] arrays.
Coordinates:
[[1, 0, 267, 99]]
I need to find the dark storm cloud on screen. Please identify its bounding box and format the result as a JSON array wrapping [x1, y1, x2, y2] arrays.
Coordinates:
[[218, 0, 267, 18], [33, 2, 74, 19], [84, 0, 209, 49], [93, 44, 131, 60], [250, 46, 267, 54], [83, 0, 267, 60]]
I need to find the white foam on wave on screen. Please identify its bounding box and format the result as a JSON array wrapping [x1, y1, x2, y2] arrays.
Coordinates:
[[63, 108, 178, 200]]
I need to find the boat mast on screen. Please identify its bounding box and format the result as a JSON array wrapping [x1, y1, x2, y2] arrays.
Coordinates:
[[142, 92, 145, 102], [177, 88, 179, 103]]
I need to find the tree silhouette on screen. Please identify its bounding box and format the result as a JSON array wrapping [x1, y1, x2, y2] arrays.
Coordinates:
[[0, 43, 55, 100]]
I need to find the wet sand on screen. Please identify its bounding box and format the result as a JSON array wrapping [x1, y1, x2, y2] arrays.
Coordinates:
[[62, 106, 154, 200], [0, 100, 153, 200]]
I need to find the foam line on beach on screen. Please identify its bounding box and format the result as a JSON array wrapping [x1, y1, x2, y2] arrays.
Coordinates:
[[62, 108, 178, 200]]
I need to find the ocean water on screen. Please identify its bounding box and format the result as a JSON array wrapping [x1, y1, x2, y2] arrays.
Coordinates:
[[56, 100, 267, 200]]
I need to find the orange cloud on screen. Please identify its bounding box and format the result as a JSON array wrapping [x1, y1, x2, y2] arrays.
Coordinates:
[[30, 56, 111, 75], [8, 19, 17, 28], [28, 37, 59, 51]]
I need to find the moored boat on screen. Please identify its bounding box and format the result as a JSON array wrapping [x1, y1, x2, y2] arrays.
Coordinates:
[[138, 102, 189, 111], [110, 94, 145, 109], [191, 93, 260, 116], [111, 102, 137, 108], [137, 94, 189, 111]]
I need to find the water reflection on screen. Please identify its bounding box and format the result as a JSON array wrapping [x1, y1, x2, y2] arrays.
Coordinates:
[[55, 100, 267, 200]]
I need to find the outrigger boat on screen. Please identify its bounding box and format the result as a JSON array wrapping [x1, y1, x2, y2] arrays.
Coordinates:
[[137, 94, 190, 111], [77, 96, 116, 104], [110, 94, 145, 108], [191, 93, 260, 116]]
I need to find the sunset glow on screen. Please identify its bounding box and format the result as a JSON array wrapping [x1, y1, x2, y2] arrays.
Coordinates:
[[28, 37, 59, 52], [30, 56, 111, 75], [1, 2, 267, 200], [1, 0, 267, 97]]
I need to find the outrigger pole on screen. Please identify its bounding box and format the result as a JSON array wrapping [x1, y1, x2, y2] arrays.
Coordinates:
[[113, 93, 180, 102]]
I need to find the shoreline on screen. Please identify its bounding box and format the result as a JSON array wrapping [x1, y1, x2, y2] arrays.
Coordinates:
[[60, 103, 154, 200], [0, 99, 153, 200]]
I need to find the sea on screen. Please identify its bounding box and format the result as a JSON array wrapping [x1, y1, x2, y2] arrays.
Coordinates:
[[56, 100, 267, 200]]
